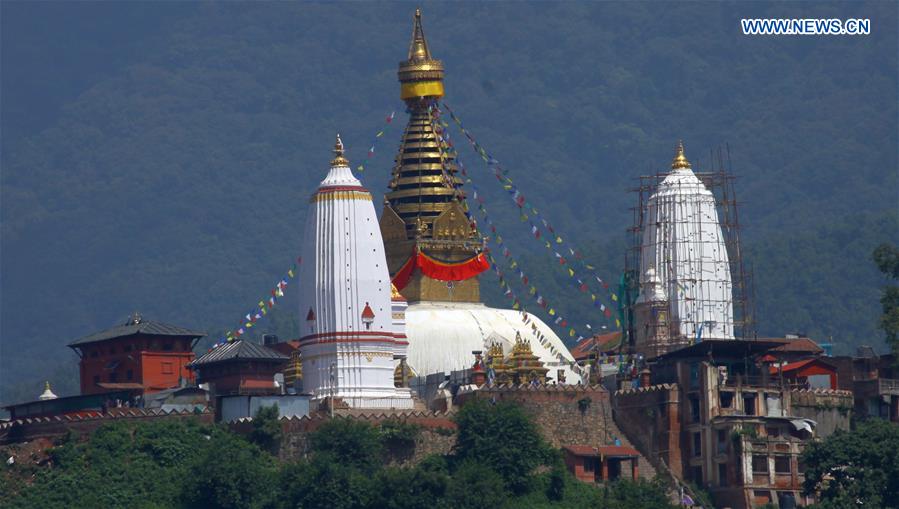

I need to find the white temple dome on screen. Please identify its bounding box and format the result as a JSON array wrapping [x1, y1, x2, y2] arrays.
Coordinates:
[[38, 381, 57, 401], [638, 141, 735, 340], [403, 302, 578, 382], [296, 135, 413, 409]]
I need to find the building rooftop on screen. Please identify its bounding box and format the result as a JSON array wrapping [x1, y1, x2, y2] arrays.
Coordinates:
[[770, 358, 836, 376], [563, 444, 640, 458], [767, 337, 824, 355], [68, 314, 205, 348], [188, 340, 288, 368], [570, 332, 623, 361], [651, 339, 788, 362]]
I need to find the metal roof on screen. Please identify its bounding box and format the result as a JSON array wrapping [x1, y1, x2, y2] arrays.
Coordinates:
[[651, 339, 788, 362], [68, 317, 205, 347], [188, 340, 288, 368]]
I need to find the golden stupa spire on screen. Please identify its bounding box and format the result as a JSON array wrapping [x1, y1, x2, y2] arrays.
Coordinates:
[[671, 140, 692, 170], [398, 8, 444, 100], [408, 8, 431, 62], [331, 133, 349, 167], [381, 8, 481, 304]]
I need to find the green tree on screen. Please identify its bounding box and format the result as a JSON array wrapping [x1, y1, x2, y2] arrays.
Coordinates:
[[370, 464, 450, 509], [7, 419, 215, 508], [446, 460, 508, 507], [181, 429, 279, 509], [600, 478, 679, 509], [452, 399, 554, 493], [308, 418, 384, 473], [278, 456, 375, 509], [874, 242, 899, 358], [249, 403, 282, 454], [802, 419, 899, 508]]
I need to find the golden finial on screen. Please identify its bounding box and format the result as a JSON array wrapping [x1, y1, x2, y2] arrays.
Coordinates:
[[397, 8, 445, 98], [44, 381, 51, 391], [408, 8, 430, 62], [671, 140, 692, 170], [330, 133, 349, 167]]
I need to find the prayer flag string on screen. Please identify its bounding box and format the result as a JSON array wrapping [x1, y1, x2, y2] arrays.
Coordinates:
[[425, 111, 587, 373], [356, 111, 397, 173], [211, 257, 302, 349], [440, 102, 621, 330]]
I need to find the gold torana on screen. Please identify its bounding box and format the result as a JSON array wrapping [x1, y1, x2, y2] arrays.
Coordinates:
[[380, 8, 482, 303]]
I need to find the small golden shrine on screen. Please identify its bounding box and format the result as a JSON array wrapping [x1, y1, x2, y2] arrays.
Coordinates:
[[507, 332, 548, 384]]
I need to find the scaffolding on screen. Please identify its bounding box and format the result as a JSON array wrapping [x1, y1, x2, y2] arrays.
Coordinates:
[[625, 144, 755, 354]]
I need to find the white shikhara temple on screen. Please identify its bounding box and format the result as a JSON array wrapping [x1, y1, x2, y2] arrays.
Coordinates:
[[296, 136, 413, 409], [636, 142, 735, 349]]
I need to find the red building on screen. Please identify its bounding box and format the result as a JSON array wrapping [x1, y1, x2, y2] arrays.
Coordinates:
[[68, 313, 204, 395], [563, 445, 640, 483], [187, 339, 288, 397]]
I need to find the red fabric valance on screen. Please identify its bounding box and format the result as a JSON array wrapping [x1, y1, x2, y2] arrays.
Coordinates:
[[417, 251, 490, 282], [391, 250, 490, 290]]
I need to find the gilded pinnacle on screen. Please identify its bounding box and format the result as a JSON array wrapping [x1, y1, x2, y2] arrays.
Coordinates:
[[331, 133, 349, 167], [398, 8, 445, 89], [671, 140, 692, 170]]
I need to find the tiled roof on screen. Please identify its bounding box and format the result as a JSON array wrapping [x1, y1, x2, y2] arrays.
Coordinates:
[[769, 337, 823, 354], [69, 318, 205, 347], [570, 332, 623, 360], [770, 357, 836, 375], [563, 445, 639, 458], [188, 340, 288, 367]]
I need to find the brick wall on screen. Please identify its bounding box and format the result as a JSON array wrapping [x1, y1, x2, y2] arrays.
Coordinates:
[[457, 385, 657, 480], [0, 408, 214, 445], [229, 411, 457, 465], [612, 384, 682, 478], [789, 388, 853, 437]]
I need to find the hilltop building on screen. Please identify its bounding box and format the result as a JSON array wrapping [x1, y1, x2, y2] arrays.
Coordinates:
[[632, 143, 736, 358], [378, 9, 577, 382], [296, 136, 414, 409], [68, 313, 204, 396], [613, 338, 852, 509]]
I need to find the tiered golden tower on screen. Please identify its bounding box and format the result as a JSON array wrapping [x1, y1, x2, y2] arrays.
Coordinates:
[[380, 9, 482, 303]]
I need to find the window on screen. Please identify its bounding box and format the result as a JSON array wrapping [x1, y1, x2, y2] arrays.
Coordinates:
[[718, 463, 728, 487], [766, 426, 781, 438], [753, 490, 772, 505], [93, 375, 100, 385], [720, 391, 733, 408], [690, 396, 701, 422], [753, 455, 769, 474], [109, 372, 118, 383], [693, 432, 702, 457], [774, 456, 791, 475], [777, 491, 797, 509], [584, 458, 598, 472], [163, 343, 173, 351], [743, 394, 757, 415], [126, 369, 133, 381], [717, 429, 728, 454], [161, 362, 173, 375]]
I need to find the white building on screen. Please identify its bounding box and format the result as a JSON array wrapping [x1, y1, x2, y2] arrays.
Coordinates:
[[636, 141, 735, 355], [296, 135, 413, 409]]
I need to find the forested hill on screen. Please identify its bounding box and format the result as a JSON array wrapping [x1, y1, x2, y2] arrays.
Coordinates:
[[1, 2, 897, 405]]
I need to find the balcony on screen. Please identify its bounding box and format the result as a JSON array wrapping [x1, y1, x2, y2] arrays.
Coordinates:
[[879, 378, 899, 396]]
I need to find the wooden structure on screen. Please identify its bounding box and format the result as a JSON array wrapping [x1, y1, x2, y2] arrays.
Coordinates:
[[68, 313, 204, 395]]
